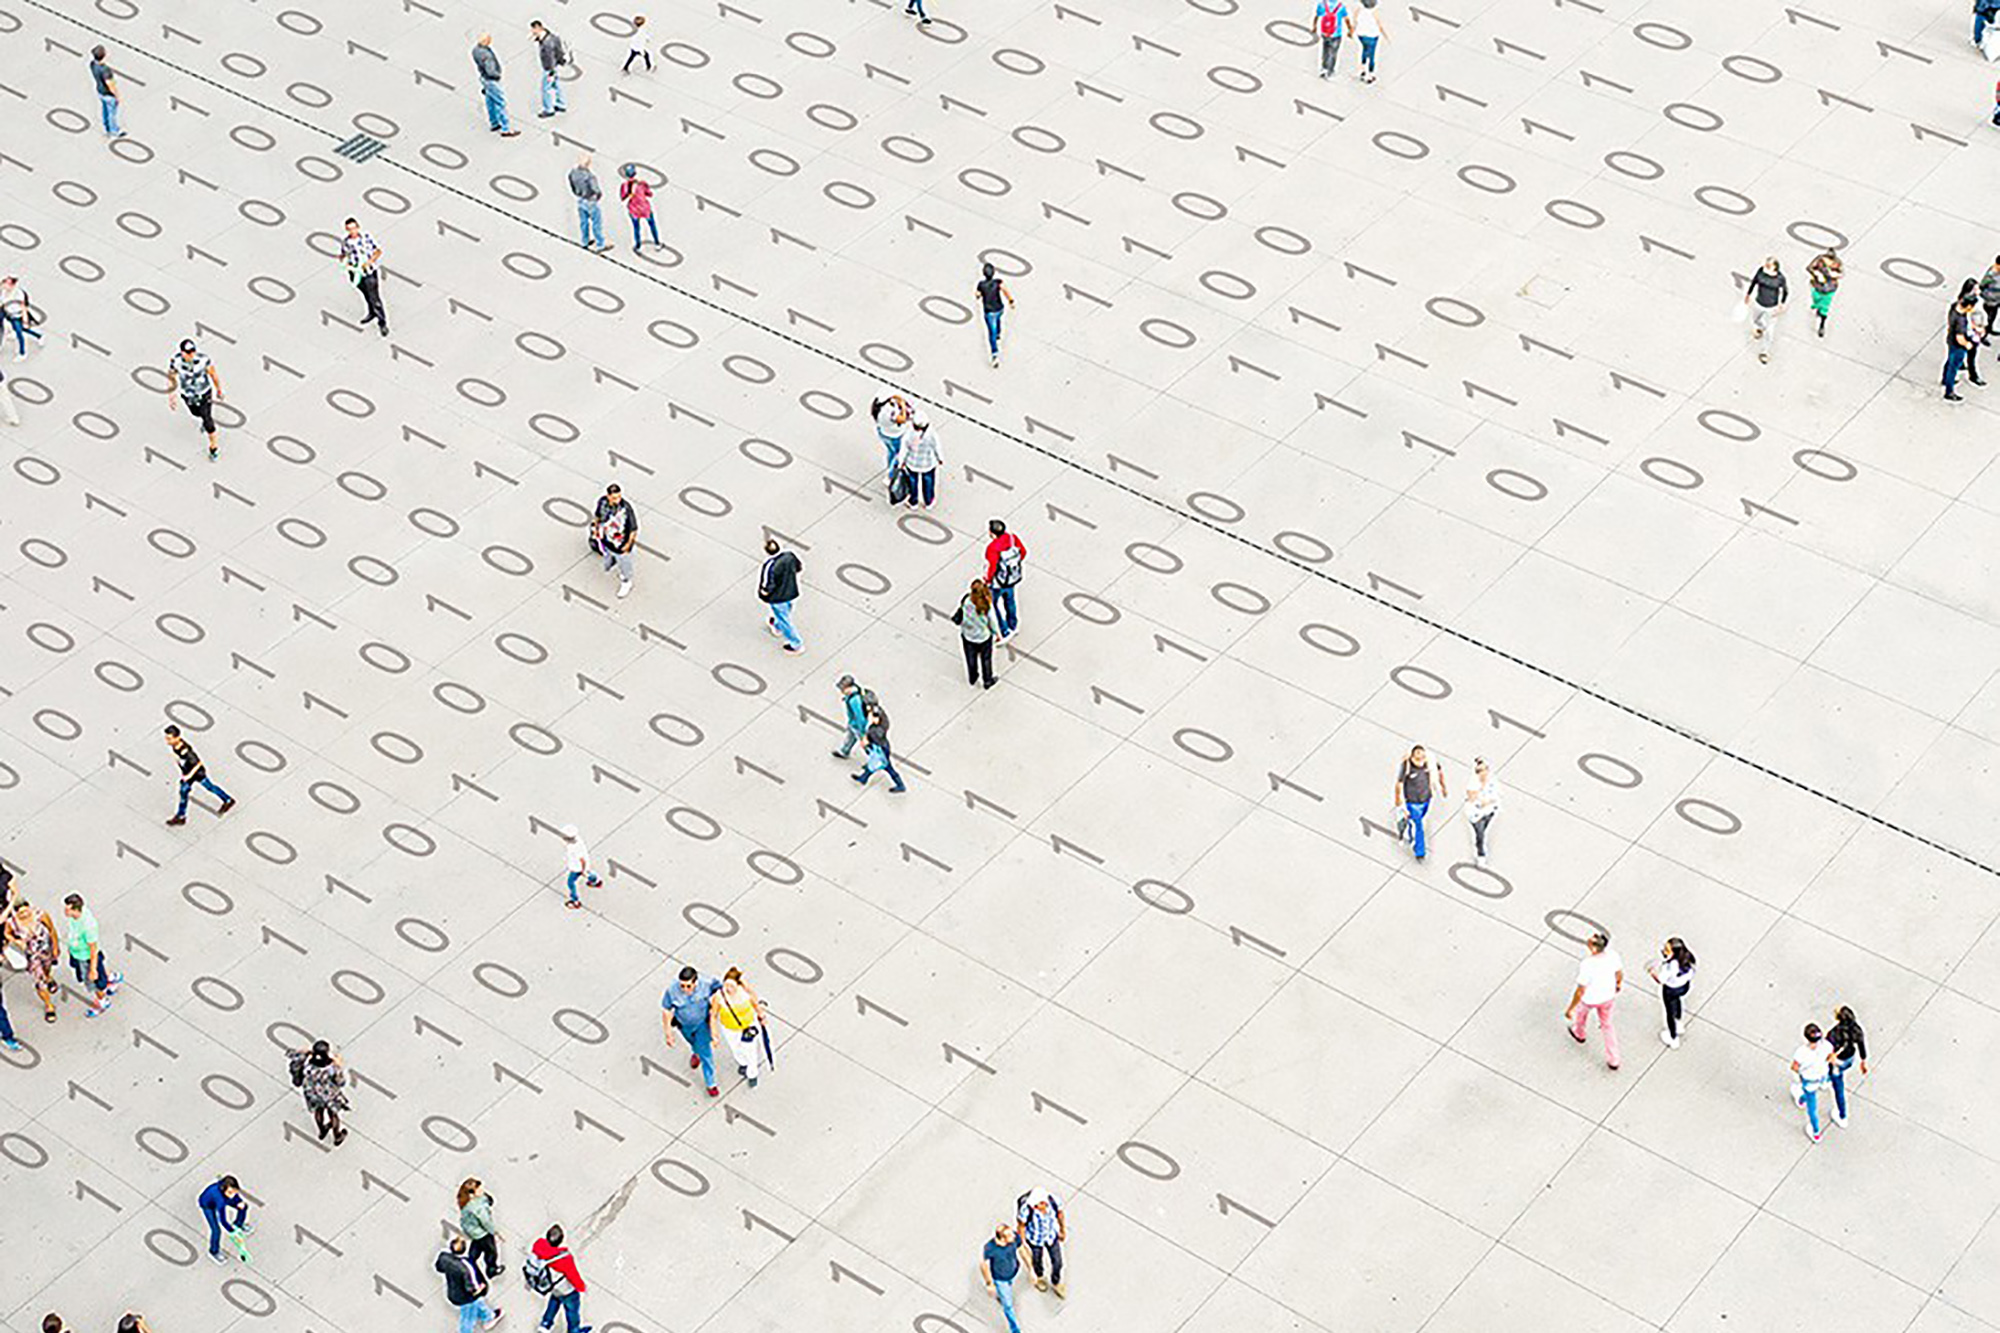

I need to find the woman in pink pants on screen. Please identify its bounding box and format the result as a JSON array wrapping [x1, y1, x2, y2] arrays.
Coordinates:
[[1564, 931, 1624, 1070]]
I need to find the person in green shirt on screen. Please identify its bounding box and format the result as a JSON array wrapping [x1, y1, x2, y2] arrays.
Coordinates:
[[63, 893, 120, 1014]]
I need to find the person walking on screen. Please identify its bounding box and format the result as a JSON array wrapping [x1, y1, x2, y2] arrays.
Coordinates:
[[526, 1226, 588, 1333], [339, 217, 389, 337], [1806, 249, 1841, 337], [89, 46, 123, 138], [163, 724, 234, 824], [872, 390, 910, 474], [1352, 0, 1385, 82], [438, 1234, 502, 1333], [899, 413, 943, 508], [832, 675, 870, 758], [61, 893, 121, 1017], [1644, 937, 1696, 1049], [458, 1178, 503, 1280], [1016, 1190, 1067, 1299], [983, 520, 1028, 639], [618, 165, 660, 252], [559, 824, 602, 910], [623, 15, 652, 71], [1462, 756, 1499, 864], [1978, 0, 1999, 51], [1, 276, 43, 357], [661, 965, 722, 1097], [1313, 0, 1349, 77], [975, 262, 1015, 367], [1564, 931, 1623, 1070], [980, 1222, 1028, 1333], [1826, 1004, 1868, 1128], [1945, 291, 1978, 400], [1958, 277, 1989, 386], [1790, 1022, 1836, 1143], [712, 966, 772, 1088], [197, 1175, 253, 1265], [4, 899, 60, 1026], [471, 36, 521, 136], [166, 339, 224, 461], [531, 21, 568, 116], [1391, 745, 1445, 862], [955, 579, 1001, 690], [287, 1038, 351, 1144], [758, 537, 804, 653], [1744, 256, 1787, 364], [590, 482, 637, 599], [852, 702, 907, 793], [568, 155, 608, 252]]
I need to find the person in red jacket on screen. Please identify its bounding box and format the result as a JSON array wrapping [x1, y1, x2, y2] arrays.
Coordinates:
[[530, 1226, 589, 1333], [983, 519, 1027, 638]]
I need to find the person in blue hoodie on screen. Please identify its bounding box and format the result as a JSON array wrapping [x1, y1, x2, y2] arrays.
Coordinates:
[[197, 1175, 252, 1264], [832, 676, 871, 758]]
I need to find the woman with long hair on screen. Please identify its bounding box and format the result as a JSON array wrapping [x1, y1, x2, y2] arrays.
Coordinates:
[[457, 1177, 502, 1279], [956, 578, 1001, 689], [4, 898, 61, 1024], [711, 967, 772, 1089], [1826, 1004, 1868, 1128], [1644, 937, 1696, 1049]]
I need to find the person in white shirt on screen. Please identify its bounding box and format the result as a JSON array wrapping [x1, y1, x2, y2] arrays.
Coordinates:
[[1564, 932, 1623, 1069], [559, 824, 602, 911], [872, 391, 909, 475], [1790, 1022, 1836, 1143], [1644, 937, 1696, 1049], [1463, 757, 1500, 864]]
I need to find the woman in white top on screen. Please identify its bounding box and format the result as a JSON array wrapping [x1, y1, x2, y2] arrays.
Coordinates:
[[1352, 0, 1385, 82], [1564, 932, 1623, 1070], [1790, 1022, 1836, 1143], [899, 415, 943, 508], [872, 392, 909, 474], [1644, 937, 1696, 1049], [1462, 757, 1499, 864]]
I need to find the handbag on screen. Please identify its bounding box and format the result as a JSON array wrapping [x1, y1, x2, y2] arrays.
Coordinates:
[[887, 466, 913, 504], [721, 992, 758, 1043]]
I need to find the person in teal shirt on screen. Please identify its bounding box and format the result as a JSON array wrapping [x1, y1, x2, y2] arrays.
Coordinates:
[[63, 893, 119, 1014]]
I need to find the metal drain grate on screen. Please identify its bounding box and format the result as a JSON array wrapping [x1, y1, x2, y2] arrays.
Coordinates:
[[334, 133, 388, 162]]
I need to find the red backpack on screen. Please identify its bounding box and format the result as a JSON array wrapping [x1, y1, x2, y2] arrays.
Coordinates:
[[1319, 4, 1344, 34]]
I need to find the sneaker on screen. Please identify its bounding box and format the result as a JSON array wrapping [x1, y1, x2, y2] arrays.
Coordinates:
[[831, 748, 848, 759], [1, 1038, 20, 1051], [1659, 1030, 1679, 1049], [852, 772, 867, 785], [1568, 1023, 1585, 1044], [990, 352, 1000, 368], [1947, 391, 1965, 400], [1758, 351, 1769, 364], [766, 617, 781, 638], [333, 1128, 348, 1145], [1832, 1113, 1848, 1129], [1053, 1283, 1066, 1299], [218, 798, 236, 815], [617, 579, 632, 599], [1973, 374, 1989, 386], [501, 130, 521, 137], [208, 442, 218, 461], [565, 899, 582, 910], [890, 783, 907, 793], [706, 1085, 719, 1097], [210, 1250, 227, 1266], [165, 815, 187, 826], [781, 642, 802, 653], [1034, 1279, 1048, 1292], [1806, 1125, 1823, 1144], [689, 1053, 702, 1070], [537, 111, 555, 118], [238, 1222, 256, 1236]]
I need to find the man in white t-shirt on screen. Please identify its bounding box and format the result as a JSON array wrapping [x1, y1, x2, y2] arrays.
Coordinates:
[[1564, 932, 1623, 1069], [1789, 1022, 1836, 1143], [560, 824, 602, 911]]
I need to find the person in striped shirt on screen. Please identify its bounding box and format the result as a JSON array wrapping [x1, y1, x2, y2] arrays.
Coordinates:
[[1016, 1189, 1067, 1299]]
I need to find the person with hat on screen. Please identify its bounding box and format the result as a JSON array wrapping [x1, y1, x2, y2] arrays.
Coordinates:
[[559, 824, 602, 910], [166, 338, 224, 460], [591, 482, 638, 599], [618, 164, 660, 253], [1016, 1189, 1067, 1299]]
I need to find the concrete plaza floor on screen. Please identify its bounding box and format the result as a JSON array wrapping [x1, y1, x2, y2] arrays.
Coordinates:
[[2, 0, 1999, 1330]]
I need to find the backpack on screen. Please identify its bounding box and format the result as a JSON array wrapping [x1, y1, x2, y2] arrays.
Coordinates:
[[1319, 5, 1343, 34], [288, 1050, 307, 1088], [522, 1252, 557, 1295], [553, 35, 571, 65], [992, 539, 1024, 587]]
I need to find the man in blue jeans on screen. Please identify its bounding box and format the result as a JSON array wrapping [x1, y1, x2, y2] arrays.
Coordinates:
[[980, 1222, 1028, 1333], [164, 725, 234, 826], [197, 1175, 252, 1264], [89, 46, 123, 138], [660, 966, 722, 1098], [471, 35, 521, 136], [1392, 744, 1444, 862]]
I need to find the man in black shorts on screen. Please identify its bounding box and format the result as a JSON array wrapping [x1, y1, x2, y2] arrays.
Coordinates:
[[166, 338, 223, 459]]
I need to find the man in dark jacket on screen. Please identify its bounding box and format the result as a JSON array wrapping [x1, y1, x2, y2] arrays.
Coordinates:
[[164, 724, 234, 826], [1744, 257, 1787, 364], [758, 538, 804, 653], [530, 20, 567, 116], [591, 483, 638, 599], [471, 35, 520, 135], [851, 703, 906, 792], [437, 1235, 501, 1331], [1945, 293, 1978, 401]]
